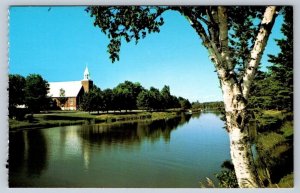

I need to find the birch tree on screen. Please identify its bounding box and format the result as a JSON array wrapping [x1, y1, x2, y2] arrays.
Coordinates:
[[86, 6, 281, 187]]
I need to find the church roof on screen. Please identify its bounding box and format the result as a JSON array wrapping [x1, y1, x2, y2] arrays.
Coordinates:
[[48, 81, 83, 97]]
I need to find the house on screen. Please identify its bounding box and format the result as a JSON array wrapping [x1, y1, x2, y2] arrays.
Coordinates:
[[48, 66, 93, 110]]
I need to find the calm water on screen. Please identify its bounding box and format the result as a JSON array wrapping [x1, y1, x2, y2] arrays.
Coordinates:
[[9, 112, 230, 187]]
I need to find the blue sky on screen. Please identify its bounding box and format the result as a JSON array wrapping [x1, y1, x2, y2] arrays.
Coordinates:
[[9, 6, 283, 102]]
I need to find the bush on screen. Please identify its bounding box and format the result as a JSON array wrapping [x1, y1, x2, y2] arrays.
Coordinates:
[[215, 160, 238, 188]]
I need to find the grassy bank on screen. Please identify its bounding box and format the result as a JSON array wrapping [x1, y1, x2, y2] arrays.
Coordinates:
[[254, 110, 293, 187], [209, 109, 293, 188], [9, 110, 181, 131]]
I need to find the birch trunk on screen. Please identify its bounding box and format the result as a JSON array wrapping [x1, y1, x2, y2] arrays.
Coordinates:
[[219, 6, 277, 188], [221, 80, 261, 187]]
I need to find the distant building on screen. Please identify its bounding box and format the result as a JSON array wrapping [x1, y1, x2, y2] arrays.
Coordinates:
[[48, 66, 93, 110]]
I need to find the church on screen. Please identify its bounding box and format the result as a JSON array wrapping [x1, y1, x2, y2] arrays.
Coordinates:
[[48, 66, 93, 110]]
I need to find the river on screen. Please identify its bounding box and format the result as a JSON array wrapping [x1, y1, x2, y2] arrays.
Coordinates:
[[9, 111, 231, 187]]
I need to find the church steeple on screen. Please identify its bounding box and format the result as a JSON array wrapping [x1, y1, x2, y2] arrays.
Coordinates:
[[83, 65, 90, 80], [81, 65, 93, 93]]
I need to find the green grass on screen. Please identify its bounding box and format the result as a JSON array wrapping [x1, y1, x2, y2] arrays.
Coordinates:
[[9, 117, 86, 130], [254, 110, 293, 188], [256, 132, 285, 152], [262, 110, 284, 119], [280, 121, 293, 138], [9, 110, 180, 130], [276, 173, 294, 188]]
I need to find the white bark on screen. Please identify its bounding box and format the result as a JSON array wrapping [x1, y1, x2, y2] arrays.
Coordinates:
[[222, 81, 261, 188], [229, 123, 259, 187], [220, 6, 278, 187], [183, 6, 278, 188], [242, 6, 277, 99]]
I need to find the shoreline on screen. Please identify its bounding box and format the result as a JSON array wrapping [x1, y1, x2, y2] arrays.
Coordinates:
[[9, 110, 185, 132]]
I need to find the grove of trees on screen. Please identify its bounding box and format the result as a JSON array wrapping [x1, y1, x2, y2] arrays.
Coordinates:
[[9, 74, 51, 119], [192, 101, 224, 110], [86, 5, 289, 187], [80, 81, 191, 113]]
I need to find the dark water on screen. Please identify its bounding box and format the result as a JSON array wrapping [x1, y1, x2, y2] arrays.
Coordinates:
[[9, 112, 230, 187]]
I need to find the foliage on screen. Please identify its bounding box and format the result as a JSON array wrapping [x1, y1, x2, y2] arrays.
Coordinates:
[[216, 170, 238, 188], [267, 6, 293, 111], [113, 81, 143, 111], [79, 80, 190, 113], [57, 88, 68, 108], [192, 101, 224, 110], [9, 73, 52, 116], [8, 74, 26, 119], [136, 86, 184, 111], [101, 88, 114, 112], [254, 110, 293, 187], [178, 97, 191, 110], [249, 7, 293, 112], [80, 85, 103, 113], [136, 90, 152, 110], [85, 6, 270, 70], [9, 74, 26, 107], [24, 74, 51, 113], [86, 6, 165, 63], [215, 160, 238, 188]]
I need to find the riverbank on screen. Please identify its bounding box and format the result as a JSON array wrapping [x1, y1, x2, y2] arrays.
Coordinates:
[[204, 109, 294, 188], [9, 110, 182, 131], [254, 110, 293, 187]]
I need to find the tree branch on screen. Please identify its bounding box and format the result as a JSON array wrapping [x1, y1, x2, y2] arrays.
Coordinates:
[[206, 7, 220, 51], [217, 6, 234, 70], [242, 6, 278, 99], [177, 7, 228, 80]]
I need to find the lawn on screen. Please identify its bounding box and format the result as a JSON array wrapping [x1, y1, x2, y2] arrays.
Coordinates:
[[9, 110, 181, 130]]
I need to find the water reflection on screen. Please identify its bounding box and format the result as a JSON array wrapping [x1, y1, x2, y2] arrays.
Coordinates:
[[9, 130, 48, 178], [9, 112, 231, 187], [9, 114, 192, 183], [78, 114, 192, 146]]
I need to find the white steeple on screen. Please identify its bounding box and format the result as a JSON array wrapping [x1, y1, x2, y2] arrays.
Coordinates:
[[83, 65, 90, 80]]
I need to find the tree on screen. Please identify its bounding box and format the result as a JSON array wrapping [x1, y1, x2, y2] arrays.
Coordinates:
[[137, 89, 152, 110], [58, 88, 68, 109], [248, 7, 293, 112], [113, 81, 144, 111], [92, 86, 103, 114], [80, 85, 102, 114], [267, 6, 293, 111], [178, 97, 192, 110], [8, 74, 26, 119], [24, 74, 50, 113], [86, 6, 280, 187], [149, 87, 162, 110], [161, 85, 172, 109], [102, 88, 114, 113]]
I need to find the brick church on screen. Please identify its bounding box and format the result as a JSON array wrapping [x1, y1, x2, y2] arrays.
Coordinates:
[[48, 66, 93, 110]]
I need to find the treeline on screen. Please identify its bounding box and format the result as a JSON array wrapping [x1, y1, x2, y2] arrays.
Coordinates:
[[191, 101, 224, 110], [80, 81, 192, 113], [9, 74, 51, 119]]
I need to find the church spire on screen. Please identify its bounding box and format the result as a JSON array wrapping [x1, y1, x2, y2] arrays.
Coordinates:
[[83, 65, 90, 80]]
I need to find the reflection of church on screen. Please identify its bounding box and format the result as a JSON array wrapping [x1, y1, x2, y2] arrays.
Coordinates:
[[48, 66, 93, 110]]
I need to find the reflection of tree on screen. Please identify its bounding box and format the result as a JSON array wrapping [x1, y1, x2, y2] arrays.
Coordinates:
[[9, 130, 48, 180], [77, 114, 192, 147], [26, 130, 48, 176], [191, 112, 201, 119], [9, 132, 26, 175]]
